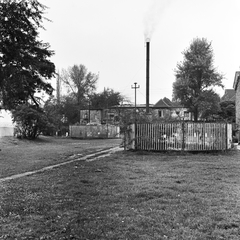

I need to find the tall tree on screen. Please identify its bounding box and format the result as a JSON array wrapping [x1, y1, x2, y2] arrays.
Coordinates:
[[0, 0, 55, 109], [173, 38, 223, 121], [61, 64, 98, 106]]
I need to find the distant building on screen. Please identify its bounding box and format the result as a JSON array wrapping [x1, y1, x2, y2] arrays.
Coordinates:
[[233, 71, 240, 141], [221, 89, 235, 102], [152, 97, 192, 121], [78, 98, 192, 125]]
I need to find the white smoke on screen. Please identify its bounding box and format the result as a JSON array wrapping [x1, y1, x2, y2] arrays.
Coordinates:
[[143, 0, 173, 41]]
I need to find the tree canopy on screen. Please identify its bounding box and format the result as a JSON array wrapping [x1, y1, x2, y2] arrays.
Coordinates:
[[173, 38, 223, 121], [61, 64, 98, 106], [0, 0, 55, 109], [91, 88, 124, 109]]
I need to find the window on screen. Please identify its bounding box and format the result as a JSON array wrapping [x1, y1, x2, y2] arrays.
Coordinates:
[[158, 110, 163, 118], [184, 111, 189, 119]]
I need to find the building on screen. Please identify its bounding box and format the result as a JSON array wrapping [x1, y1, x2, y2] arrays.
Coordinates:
[[233, 71, 240, 142], [152, 97, 192, 121], [221, 89, 235, 102], [78, 97, 192, 125]]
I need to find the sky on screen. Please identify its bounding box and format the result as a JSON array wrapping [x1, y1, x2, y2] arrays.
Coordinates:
[[39, 0, 240, 105]]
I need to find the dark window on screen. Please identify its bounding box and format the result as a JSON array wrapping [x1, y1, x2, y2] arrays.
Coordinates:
[[158, 110, 163, 118], [184, 111, 189, 118]]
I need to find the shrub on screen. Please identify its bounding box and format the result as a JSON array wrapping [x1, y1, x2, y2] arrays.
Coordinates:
[[12, 105, 50, 139]]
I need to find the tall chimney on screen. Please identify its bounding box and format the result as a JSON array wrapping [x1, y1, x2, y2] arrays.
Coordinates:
[[146, 40, 150, 114]]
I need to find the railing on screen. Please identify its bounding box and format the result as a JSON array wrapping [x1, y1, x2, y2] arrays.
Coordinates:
[[126, 122, 232, 151]]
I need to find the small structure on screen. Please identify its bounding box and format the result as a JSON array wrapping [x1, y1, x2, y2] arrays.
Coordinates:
[[152, 97, 192, 121], [0, 110, 15, 137], [79, 109, 102, 125]]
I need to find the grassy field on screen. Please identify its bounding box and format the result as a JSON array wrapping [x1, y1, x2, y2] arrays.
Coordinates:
[[0, 137, 240, 239]]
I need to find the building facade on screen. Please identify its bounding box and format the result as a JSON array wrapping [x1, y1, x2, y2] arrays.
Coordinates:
[[233, 71, 240, 141]]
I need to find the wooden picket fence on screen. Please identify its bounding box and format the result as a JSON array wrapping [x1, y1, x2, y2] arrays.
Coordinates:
[[126, 122, 232, 151]]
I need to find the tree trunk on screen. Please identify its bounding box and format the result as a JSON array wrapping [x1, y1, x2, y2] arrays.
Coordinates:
[[193, 108, 198, 122]]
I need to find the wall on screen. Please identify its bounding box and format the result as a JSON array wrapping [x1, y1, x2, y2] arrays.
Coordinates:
[[69, 124, 120, 139], [236, 80, 240, 141], [0, 110, 15, 137], [80, 109, 102, 124]]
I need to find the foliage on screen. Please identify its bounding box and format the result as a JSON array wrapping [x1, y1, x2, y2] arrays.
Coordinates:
[[12, 104, 50, 139], [91, 88, 124, 109], [218, 101, 235, 123], [198, 90, 221, 120], [0, 0, 55, 109], [43, 96, 65, 135], [61, 64, 98, 106], [173, 38, 223, 121], [61, 96, 80, 125]]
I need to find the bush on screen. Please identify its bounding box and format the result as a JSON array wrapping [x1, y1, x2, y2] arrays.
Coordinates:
[[12, 105, 50, 139]]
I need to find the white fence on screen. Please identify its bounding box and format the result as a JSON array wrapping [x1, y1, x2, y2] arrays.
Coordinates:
[[126, 122, 232, 151]]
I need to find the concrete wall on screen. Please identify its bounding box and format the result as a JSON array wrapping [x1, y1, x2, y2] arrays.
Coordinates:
[[69, 124, 120, 139]]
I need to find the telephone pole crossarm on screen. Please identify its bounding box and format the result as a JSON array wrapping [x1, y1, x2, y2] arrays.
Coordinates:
[[131, 82, 140, 123]]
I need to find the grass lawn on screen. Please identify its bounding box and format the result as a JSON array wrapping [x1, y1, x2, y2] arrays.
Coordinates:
[[0, 137, 240, 239]]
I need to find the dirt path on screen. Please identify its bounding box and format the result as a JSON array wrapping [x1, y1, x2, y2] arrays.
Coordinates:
[[0, 136, 122, 178], [0, 146, 122, 183]]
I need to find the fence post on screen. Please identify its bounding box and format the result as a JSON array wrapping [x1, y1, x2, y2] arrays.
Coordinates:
[[131, 123, 136, 150], [225, 123, 228, 151], [181, 121, 185, 151]]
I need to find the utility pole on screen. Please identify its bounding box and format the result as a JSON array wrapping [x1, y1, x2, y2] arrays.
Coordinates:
[[131, 82, 140, 122], [56, 71, 61, 105]]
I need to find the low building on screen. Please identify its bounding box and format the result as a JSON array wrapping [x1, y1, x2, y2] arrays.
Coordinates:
[[152, 97, 192, 121], [79, 98, 192, 125]]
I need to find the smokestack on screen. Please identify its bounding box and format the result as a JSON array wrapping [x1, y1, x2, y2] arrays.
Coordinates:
[[146, 40, 150, 114]]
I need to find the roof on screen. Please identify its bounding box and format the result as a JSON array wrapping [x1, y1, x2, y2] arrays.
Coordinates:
[[153, 97, 183, 108], [221, 89, 235, 102], [110, 103, 154, 109], [233, 71, 240, 91]]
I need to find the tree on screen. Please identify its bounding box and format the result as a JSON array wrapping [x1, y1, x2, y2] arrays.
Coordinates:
[[61, 95, 80, 124], [90, 88, 124, 109], [0, 0, 55, 109], [61, 64, 98, 106], [218, 101, 235, 123], [43, 96, 64, 135], [12, 104, 50, 139], [199, 90, 221, 121], [173, 38, 223, 121]]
